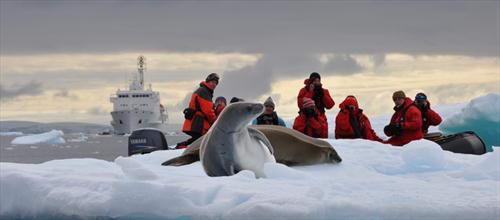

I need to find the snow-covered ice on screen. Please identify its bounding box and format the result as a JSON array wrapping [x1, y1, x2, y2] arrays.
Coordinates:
[[10, 130, 66, 145], [1, 93, 499, 219], [0, 132, 24, 136], [1, 140, 498, 219]]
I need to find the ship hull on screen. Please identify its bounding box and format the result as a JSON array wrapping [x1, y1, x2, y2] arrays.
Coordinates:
[[111, 110, 166, 135]]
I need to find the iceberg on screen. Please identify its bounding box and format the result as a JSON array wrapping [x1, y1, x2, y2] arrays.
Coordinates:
[[10, 130, 66, 145], [0, 132, 24, 136], [440, 92, 500, 151]]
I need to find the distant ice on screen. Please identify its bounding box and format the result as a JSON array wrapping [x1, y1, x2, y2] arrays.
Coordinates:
[[440, 92, 500, 151], [67, 133, 88, 143], [10, 130, 66, 145], [0, 132, 24, 136]]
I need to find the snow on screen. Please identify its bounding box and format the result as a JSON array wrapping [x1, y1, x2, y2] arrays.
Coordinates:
[[1, 93, 499, 219], [1, 140, 499, 219], [10, 130, 66, 145], [0, 132, 24, 136], [440, 92, 500, 151]]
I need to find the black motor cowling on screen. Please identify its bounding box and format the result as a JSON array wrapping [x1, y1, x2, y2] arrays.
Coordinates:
[[424, 131, 487, 155], [128, 128, 168, 156]]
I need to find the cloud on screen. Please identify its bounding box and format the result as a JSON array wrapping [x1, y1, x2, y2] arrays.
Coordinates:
[[372, 54, 386, 68], [0, 81, 44, 101], [1, 1, 498, 56], [322, 54, 364, 75], [53, 89, 79, 100], [86, 106, 108, 116]]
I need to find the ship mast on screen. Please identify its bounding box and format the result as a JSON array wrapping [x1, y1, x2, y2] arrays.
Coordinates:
[[137, 55, 146, 89], [130, 55, 146, 91]]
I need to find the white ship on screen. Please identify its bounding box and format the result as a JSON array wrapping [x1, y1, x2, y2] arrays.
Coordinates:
[[110, 56, 168, 135]]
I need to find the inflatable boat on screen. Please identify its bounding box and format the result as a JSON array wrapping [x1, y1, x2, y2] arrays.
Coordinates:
[[424, 131, 487, 155]]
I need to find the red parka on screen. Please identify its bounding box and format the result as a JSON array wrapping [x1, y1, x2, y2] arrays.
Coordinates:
[[182, 81, 217, 136], [293, 109, 328, 138], [384, 97, 424, 146], [335, 97, 383, 142], [418, 102, 442, 134], [297, 79, 335, 137]]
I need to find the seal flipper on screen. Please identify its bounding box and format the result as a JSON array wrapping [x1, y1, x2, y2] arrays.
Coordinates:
[[247, 127, 274, 155], [162, 154, 200, 166]]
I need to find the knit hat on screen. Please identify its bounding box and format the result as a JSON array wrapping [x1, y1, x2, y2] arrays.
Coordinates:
[[263, 97, 275, 108], [230, 97, 244, 103], [215, 96, 227, 105], [392, 90, 406, 100], [205, 73, 220, 84], [415, 92, 427, 101], [302, 98, 316, 109], [309, 72, 321, 81]]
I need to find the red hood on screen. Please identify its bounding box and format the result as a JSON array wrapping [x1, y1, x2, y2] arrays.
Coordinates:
[[200, 81, 215, 91], [304, 78, 311, 86], [339, 96, 359, 110]]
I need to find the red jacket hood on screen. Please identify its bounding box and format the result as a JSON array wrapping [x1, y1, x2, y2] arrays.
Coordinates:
[[200, 81, 215, 91], [304, 78, 311, 86], [339, 96, 359, 110]]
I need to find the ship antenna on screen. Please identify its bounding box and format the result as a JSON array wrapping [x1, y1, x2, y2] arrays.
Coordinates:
[[137, 55, 146, 89]]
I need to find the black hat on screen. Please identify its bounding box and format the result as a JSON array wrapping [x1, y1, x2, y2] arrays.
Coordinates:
[[205, 73, 220, 84], [230, 97, 244, 103], [309, 72, 321, 81], [415, 92, 427, 100]]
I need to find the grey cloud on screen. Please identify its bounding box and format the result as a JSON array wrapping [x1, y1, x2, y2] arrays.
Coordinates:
[[53, 89, 79, 99], [215, 53, 322, 101], [372, 54, 386, 68], [1, 1, 498, 56], [86, 106, 108, 116], [322, 54, 364, 75], [0, 81, 44, 101]]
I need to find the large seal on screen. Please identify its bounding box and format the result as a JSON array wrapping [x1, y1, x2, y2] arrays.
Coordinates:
[[199, 102, 275, 178], [162, 125, 342, 169]]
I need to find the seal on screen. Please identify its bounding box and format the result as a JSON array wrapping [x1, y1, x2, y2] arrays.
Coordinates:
[[251, 125, 342, 166], [199, 102, 275, 178], [162, 125, 342, 168]]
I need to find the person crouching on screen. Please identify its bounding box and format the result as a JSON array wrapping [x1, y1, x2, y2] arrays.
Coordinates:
[[293, 98, 327, 138], [384, 90, 423, 146], [252, 96, 286, 127], [335, 96, 383, 142]]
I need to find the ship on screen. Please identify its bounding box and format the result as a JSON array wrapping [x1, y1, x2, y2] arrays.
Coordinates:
[[110, 56, 168, 135]]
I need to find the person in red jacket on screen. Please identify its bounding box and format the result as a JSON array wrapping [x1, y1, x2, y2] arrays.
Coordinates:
[[176, 73, 219, 149], [384, 90, 424, 146], [335, 96, 383, 142], [414, 92, 442, 134], [293, 98, 328, 138], [214, 96, 227, 118], [297, 72, 335, 137]]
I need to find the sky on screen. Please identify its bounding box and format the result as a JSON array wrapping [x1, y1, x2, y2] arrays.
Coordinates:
[[0, 0, 499, 125]]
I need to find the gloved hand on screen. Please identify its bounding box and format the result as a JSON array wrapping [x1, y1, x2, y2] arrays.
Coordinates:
[[384, 123, 403, 136], [303, 108, 316, 118], [314, 84, 324, 98], [393, 123, 403, 135]]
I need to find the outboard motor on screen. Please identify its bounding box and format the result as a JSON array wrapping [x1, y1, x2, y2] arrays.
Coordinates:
[[128, 128, 168, 156], [424, 131, 487, 155]]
